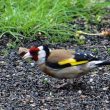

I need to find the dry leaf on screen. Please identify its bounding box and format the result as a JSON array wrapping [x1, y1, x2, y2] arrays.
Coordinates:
[[18, 47, 29, 57], [100, 29, 110, 36]]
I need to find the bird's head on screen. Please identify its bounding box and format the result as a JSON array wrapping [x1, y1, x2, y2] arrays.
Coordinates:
[[22, 46, 50, 63]]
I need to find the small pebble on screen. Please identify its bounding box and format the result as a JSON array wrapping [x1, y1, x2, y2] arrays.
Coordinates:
[[99, 67, 103, 70], [89, 78, 93, 82], [30, 99, 34, 103], [90, 74, 97, 77], [103, 72, 109, 75], [79, 35, 85, 40], [49, 92, 52, 96], [30, 103, 36, 107], [103, 87, 109, 91], [90, 86, 93, 89], [19, 62, 23, 66], [46, 97, 51, 100], [78, 90, 82, 94], [30, 63, 35, 67], [105, 100, 109, 103], [0, 61, 7, 65], [6, 75, 10, 78], [80, 95, 86, 99], [43, 78, 49, 83]]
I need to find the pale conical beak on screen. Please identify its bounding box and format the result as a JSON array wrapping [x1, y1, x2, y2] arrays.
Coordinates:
[[23, 52, 32, 59]]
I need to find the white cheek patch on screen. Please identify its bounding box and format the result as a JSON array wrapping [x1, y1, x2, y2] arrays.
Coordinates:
[[38, 50, 46, 59], [38, 46, 43, 50]]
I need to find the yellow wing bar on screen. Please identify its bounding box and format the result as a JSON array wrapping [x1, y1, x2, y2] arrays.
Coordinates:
[[58, 58, 88, 66]]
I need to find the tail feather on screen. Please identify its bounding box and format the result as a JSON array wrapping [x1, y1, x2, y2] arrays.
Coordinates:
[[96, 61, 110, 66]]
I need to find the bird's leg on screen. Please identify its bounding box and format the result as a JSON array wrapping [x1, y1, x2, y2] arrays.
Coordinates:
[[56, 79, 69, 89], [54, 79, 75, 89], [72, 72, 86, 83], [56, 78, 81, 89]]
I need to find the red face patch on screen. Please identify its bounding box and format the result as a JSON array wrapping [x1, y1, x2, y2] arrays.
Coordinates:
[[29, 47, 40, 61]]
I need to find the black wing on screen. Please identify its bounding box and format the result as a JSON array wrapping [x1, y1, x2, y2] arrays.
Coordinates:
[[74, 51, 99, 61]]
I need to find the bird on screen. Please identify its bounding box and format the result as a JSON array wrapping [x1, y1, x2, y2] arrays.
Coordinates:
[[19, 45, 110, 79]]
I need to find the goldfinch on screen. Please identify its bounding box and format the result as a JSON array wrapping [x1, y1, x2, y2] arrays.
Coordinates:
[[20, 45, 110, 79]]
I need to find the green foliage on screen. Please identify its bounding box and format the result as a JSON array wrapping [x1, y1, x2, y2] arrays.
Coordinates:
[[92, 48, 98, 54], [0, 0, 109, 44], [0, 49, 8, 56], [107, 48, 110, 55]]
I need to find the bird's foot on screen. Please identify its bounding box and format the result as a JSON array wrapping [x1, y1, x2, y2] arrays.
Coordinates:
[[55, 83, 70, 89], [52, 79, 72, 89]]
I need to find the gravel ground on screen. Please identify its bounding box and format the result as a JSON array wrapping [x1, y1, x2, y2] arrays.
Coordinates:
[[1, 17, 110, 110]]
